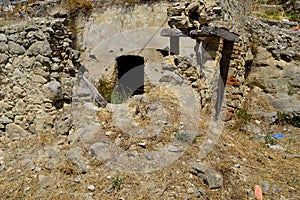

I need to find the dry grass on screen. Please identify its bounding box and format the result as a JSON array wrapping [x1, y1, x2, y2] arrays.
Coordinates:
[[64, 0, 93, 13]]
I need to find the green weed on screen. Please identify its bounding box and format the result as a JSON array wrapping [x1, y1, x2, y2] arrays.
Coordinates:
[[175, 131, 190, 142], [287, 12, 298, 21], [111, 84, 134, 104], [96, 79, 114, 103], [278, 112, 300, 128], [264, 133, 277, 145], [236, 108, 252, 122], [112, 177, 123, 190]]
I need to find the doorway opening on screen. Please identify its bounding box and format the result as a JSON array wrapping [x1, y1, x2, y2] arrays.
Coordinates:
[[115, 55, 145, 97]]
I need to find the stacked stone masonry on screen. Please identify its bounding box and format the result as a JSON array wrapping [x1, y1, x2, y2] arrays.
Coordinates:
[[0, 16, 80, 137]]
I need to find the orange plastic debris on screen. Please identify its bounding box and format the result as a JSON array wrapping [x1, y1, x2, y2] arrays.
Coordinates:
[[255, 185, 263, 200]]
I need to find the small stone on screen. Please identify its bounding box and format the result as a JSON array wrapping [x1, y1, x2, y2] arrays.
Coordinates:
[[148, 103, 158, 111], [146, 152, 153, 160], [70, 49, 80, 60], [0, 53, 8, 64], [66, 147, 87, 173], [272, 185, 283, 193], [187, 188, 195, 194], [52, 57, 61, 63], [43, 80, 63, 101], [0, 42, 8, 53], [198, 187, 205, 196], [6, 123, 29, 139], [105, 187, 114, 193], [89, 142, 112, 161], [74, 176, 81, 183], [27, 41, 52, 56], [88, 185, 96, 191], [48, 148, 60, 158], [115, 137, 121, 146], [213, 7, 222, 13], [186, 2, 200, 12], [0, 116, 13, 124], [168, 145, 178, 152], [190, 163, 223, 189], [8, 41, 25, 55], [258, 180, 270, 193], [105, 131, 113, 136], [45, 160, 55, 170], [0, 33, 7, 42], [138, 142, 147, 148]]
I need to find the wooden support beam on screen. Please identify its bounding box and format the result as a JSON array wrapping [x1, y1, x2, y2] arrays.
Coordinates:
[[160, 27, 239, 42], [215, 40, 234, 119], [200, 26, 239, 42], [160, 28, 188, 37], [170, 36, 180, 55]]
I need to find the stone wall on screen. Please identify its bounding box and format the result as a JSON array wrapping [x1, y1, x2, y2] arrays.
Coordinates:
[[0, 16, 79, 137], [165, 0, 254, 120]]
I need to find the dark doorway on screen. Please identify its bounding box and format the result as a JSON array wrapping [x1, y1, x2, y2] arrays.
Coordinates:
[[115, 55, 145, 97]]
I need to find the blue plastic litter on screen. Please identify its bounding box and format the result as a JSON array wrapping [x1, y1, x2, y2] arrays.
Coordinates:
[[271, 133, 285, 139]]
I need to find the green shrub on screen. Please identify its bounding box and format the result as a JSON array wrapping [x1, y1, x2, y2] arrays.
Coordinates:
[[287, 12, 298, 21], [96, 79, 114, 103], [175, 131, 190, 142], [264, 133, 277, 145], [111, 84, 133, 104], [236, 108, 252, 122], [112, 177, 123, 190], [278, 112, 300, 128]]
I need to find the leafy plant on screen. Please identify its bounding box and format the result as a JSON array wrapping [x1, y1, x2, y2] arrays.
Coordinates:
[[287, 12, 298, 21], [111, 84, 134, 104], [289, 117, 300, 128], [175, 131, 190, 142], [278, 112, 288, 123], [112, 177, 123, 190], [96, 79, 114, 103], [278, 112, 300, 128], [236, 108, 252, 122], [288, 87, 295, 96], [264, 133, 277, 145]]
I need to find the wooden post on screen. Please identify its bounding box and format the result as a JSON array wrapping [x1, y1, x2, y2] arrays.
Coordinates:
[[194, 39, 204, 78], [170, 36, 180, 55], [215, 40, 234, 119]]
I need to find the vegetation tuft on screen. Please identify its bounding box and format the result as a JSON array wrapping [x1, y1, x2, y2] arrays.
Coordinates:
[[65, 0, 93, 14], [236, 108, 252, 122], [112, 177, 123, 190], [175, 131, 190, 142], [278, 112, 300, 128], [264, 133, 277, 145]]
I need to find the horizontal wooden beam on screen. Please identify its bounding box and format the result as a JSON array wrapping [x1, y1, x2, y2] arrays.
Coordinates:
[[200, 26, 239, 42], [160, 28, 188, 37], [161, 26, 239, 42]]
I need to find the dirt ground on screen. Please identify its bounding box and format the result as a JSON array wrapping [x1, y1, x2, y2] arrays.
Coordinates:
[[0, 96, 299, 200]]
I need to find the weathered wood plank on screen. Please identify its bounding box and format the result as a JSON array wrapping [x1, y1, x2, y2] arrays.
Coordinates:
[[161, 27, 239, 42], [160, 28, 188, 37], [200, 26, 239, 42], [80, 75, 107, 107], [170, 36, 180, 55]]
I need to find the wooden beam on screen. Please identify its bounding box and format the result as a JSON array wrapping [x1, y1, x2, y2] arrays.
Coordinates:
[[160, 28, 188, 37], [200, 26, 239, 42], [160, 27, 239, 42], [215, 40, 234, 119], [170, 36, 180, 55]]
